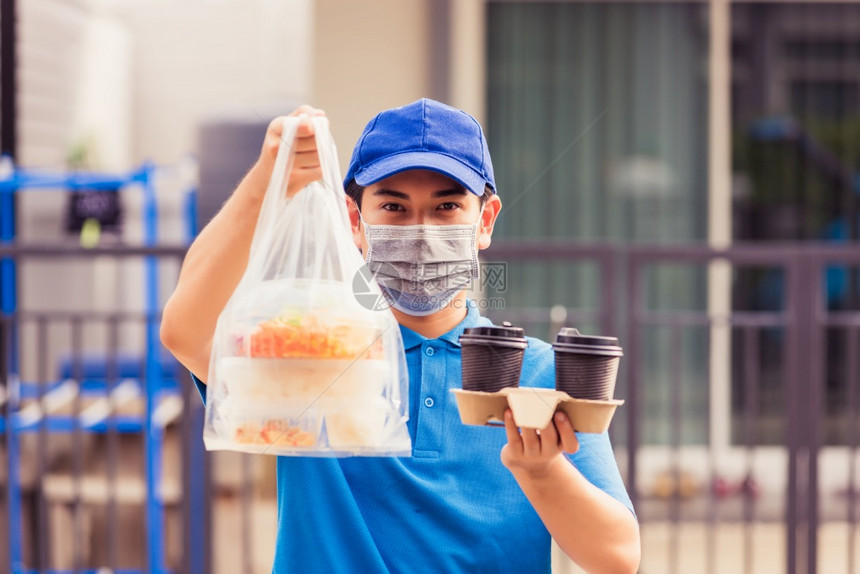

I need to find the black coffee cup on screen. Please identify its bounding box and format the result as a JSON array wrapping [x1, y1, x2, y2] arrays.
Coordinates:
[[459, 322, 528, 392], [553, 328, 623, 400]]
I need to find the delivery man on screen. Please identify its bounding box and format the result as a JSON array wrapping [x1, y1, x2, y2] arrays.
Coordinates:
[[161, 98, 640, 573]]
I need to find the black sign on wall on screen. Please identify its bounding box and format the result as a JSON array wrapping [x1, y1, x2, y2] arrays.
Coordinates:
[[65, 188, 123, 233]]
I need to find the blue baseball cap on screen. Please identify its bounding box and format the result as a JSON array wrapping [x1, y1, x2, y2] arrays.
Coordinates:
[[344, 98, 496, 196]]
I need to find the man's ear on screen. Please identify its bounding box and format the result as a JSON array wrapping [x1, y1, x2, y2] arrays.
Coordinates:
[[477, 194, 501, 250], [346, 195, 363, 250]]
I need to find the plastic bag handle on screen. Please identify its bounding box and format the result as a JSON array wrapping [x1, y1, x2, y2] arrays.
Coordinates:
[[249, 117, 299, 261], [309, 117, 351, 230], [244, 116, 350, 282]]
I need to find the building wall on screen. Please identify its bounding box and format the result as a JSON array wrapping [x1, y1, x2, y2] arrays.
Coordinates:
[[15, 0, 90, 169], [312, 0, 431, 172], [109, 0, 313, 166]]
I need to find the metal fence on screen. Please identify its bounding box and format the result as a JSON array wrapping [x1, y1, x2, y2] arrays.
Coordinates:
[[1, 242, 858, 573], [486, 241, 860, 574], [0, 244, 209, 574]]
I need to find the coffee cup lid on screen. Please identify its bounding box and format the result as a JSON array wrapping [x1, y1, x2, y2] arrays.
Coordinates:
[[553, 327, 623, 356], [462, 321, 525, 340]]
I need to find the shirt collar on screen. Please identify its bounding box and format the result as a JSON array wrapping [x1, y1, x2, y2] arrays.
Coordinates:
[[398, 301, 490, 350]]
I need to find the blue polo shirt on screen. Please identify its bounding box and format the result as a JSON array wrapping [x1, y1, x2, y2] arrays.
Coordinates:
[[193, 302, 633, 572]]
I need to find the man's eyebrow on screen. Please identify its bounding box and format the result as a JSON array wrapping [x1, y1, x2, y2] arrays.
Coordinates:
[[432, 188, 468, 198], [371, 187, 467, 199], [372, 188, 410, 200]]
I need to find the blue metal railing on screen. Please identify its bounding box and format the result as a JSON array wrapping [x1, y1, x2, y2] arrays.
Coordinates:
[[0, 160, 197, 573]]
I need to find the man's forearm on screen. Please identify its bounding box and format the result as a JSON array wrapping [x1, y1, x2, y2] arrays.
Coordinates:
[[161, 109, 325, 379], [510, 457, 640, 573], [160, 162, 269, 379]]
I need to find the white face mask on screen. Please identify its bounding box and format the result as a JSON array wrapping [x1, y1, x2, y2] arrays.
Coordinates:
[[360, 209, 483, 316]]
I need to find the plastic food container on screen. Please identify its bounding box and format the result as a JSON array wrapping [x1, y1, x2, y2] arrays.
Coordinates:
[[218, 357, 390, 403], [218, 399, 322, 453], [320, 397, 392, 450], [206, 277, 412, 457], [227, 280, 389, 362]]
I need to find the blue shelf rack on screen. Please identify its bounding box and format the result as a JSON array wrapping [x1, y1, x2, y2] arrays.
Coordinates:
[[0, 159, 197, 574]]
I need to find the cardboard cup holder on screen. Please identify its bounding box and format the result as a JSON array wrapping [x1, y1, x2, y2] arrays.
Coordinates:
[[451, 387, 624, 434]]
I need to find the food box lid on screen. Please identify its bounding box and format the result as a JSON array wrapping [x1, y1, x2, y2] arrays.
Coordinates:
[[450, 387, 624, 433]]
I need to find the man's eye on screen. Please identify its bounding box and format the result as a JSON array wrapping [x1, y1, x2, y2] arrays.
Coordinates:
[[438, 202, 460, 211], [381, 203, 405, 212]]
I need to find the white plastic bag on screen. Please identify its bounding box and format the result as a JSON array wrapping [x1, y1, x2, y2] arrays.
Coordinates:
[[203, 116, 411, 457]]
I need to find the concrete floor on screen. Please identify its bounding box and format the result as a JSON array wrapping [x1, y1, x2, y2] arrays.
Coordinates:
[[6, 479, 857, 572], [635, 521, 859, 574], [212, 495, 277, 574]]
